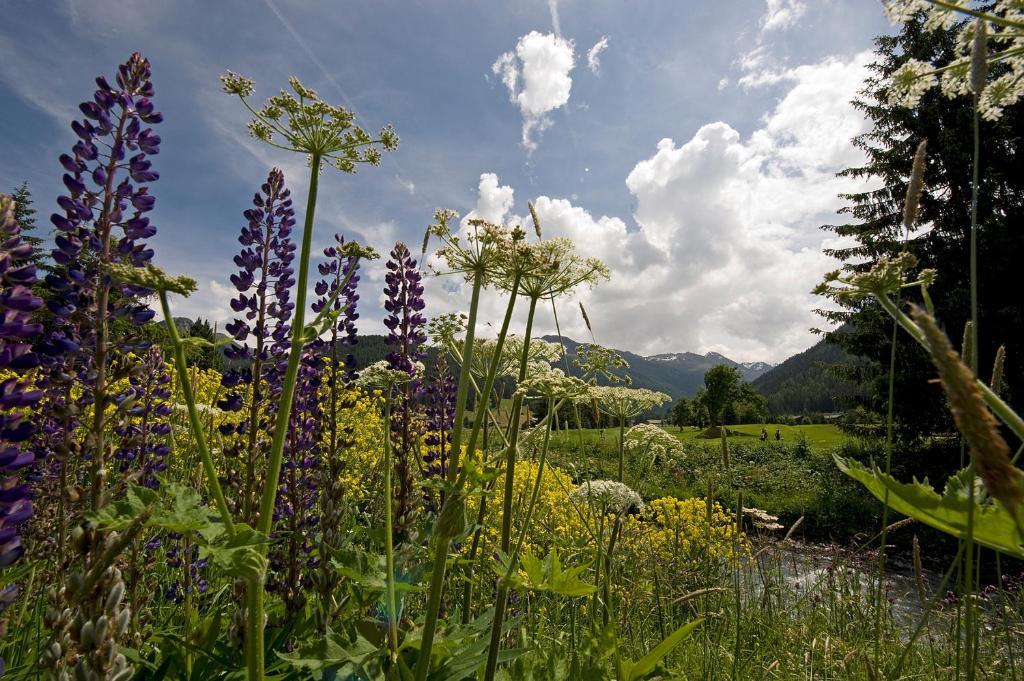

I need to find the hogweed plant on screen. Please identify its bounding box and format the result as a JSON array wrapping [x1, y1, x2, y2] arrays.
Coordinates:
[[221, 71, 394, 680]]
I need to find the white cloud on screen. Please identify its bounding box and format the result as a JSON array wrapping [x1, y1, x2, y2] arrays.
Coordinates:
[[761, 0, 807, 32], [492, 31, 576, 152], [156, 279, 236, 330], [612, 50, 875, 361], [421, 51, 874, 363], [586, 36, 609, 74], [717, 77, 729, 91]]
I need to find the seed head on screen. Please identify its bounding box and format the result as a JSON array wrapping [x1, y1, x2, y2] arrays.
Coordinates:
[[970, 18, 988, 96], [911, 306, 1024, 522], [903, 139, 927, 230]]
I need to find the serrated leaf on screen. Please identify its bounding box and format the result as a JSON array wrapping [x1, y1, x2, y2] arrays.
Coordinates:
[[87, 484, 158, 530], [148, 483, 215, 536], [198, 523, 269, 581], [277, 628, 379, 673], [836, 455, 1024, 558]]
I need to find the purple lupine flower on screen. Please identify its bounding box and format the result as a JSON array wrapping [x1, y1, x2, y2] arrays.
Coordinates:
[[33, 54, 162, 681], [35, 52, 164, 514], [218, 168, 295, 522], [0, 195, 43, 675], [163, 534, 209, 603], [313, 233, 360, 378], [423, 357, 456, 511], [383, 242, 426, 540], [113, 346, 172, 488]]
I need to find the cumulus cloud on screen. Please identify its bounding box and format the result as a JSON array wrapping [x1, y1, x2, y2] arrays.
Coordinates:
[[492, 31, 576, 152], [761, 0, 807, 32], [439, 51, 875, 363], [586, 36, 609, 74]]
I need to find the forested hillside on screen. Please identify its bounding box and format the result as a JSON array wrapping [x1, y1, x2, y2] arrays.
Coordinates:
[[751, 339, 863, 416]]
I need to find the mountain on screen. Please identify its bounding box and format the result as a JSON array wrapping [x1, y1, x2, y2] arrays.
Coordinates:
[[751, 337, 865, 416], [541, 336, 773, 402]]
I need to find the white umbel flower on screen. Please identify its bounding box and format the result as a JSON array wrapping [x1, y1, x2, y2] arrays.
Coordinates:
[[570, 479, 645, 514], [623, 423, 684, 462]]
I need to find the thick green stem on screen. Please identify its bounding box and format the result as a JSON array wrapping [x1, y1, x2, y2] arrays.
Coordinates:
[[617, 417, 626, 483], [507, 397, 556, 568], [414, 268, 483, 679], [484, 295, 539, 681], [383, 398, 400, 660], [247, 153, 321, 681], [416, 269, 522, 680], [159, 292, 234, 534]]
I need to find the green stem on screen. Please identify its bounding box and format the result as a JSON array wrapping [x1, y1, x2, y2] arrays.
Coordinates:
[[414, 268, 483, 680], [417, 264, 524, 680], [247, 152, 321, 681], [617, 417, 626, 483], [506, 397, 556, 569], [159, 291, 234, 534], [874, 293, 1024, 442], [382, 398, 400, 660], [484, 295, 539, 681]]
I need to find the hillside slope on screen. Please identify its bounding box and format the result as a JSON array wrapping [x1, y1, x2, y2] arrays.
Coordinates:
[[751, 338, 862, 415]]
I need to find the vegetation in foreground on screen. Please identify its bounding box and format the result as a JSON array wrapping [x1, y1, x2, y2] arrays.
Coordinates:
[[1, 2, 1024, 680]]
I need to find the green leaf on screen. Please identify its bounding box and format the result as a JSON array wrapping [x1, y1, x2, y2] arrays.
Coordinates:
[[836, 455, 1024, 558], [87, 485, 158, 530], [277, 628, 380, 673], [148, 483, 216, 536], [621, 619, 702, 681], [198, 523, 269, 581]]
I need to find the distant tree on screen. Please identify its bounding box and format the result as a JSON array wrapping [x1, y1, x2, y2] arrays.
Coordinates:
[[10, 182, 44, 257], [702, 364, 741, 426], [669, 397, 692, 431], [733, 383, 768, 424], [187, 318, 222, 370]]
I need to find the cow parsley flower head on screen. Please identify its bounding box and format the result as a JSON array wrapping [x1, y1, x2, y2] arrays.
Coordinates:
[[355, 360, 421, 391], [623, 424, 684, 461], [425, 210, 524, 284], [502, 237, 610, 299], [589, 385, 671, 420], [882, 2, 1024, 121], [744, 507, 784, 531], [220, 71, 398, 169], [570, 479, 645, 514], [468, 336, 561, 379], [516, 365, 591, 400]]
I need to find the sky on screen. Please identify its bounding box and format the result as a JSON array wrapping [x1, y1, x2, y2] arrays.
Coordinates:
[[0, 0, 894, 363]]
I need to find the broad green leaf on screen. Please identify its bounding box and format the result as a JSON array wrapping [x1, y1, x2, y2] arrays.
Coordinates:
[[621, 619, 702, 681], [836, 455, 1024, 558], [87, 484, 158, 530], [148, 483, 215, 536], [277, 628, 379, 673], [198, 523, 269, 581]]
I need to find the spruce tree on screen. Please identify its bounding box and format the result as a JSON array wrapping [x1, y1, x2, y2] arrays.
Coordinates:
[[818, 15, 1024, 441]]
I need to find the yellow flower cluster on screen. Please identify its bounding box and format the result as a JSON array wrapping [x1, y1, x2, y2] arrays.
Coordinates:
[[621, 496, 747, 577], [467, 458, 591, 557]]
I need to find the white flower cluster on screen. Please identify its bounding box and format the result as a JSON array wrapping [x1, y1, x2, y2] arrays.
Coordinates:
[[570, 479, 645, 514], [884, 1, 1024, 120], [589, 385, 671, 419], [516, 365, 591, 400], [470, 336, 561, 379], [354, 360, 422, 390], [623, 424, 685, 462]]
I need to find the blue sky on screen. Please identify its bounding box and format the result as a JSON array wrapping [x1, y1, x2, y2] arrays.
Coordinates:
[[0, 0, 893, 362]]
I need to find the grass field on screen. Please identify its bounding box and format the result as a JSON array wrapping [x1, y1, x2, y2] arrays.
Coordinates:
[[548, 422, 850, 451], [542, 422, 879, 541]]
